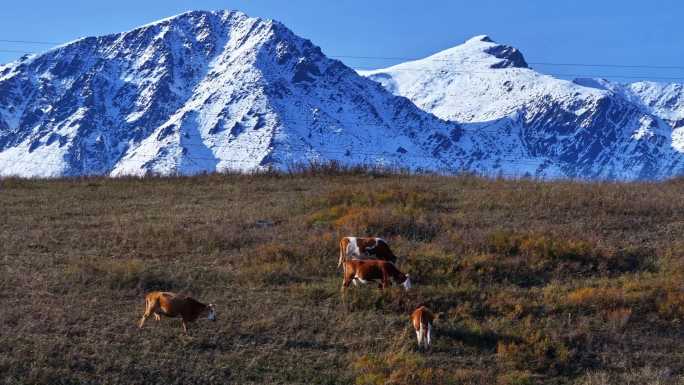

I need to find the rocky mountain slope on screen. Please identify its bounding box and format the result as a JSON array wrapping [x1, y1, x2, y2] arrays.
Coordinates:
[[0, 10, 462, 177], [1, 12, 683, 180], [361, 35, 684, 180]]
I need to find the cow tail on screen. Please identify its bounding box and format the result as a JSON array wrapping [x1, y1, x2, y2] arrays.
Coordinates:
[[338, 240, 344, 269]]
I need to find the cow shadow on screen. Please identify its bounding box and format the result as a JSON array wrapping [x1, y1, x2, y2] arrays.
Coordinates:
[[284, 339, 348, 353], [427, 324, 522, 353]]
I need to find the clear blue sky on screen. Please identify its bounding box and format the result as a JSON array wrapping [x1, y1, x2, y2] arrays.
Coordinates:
[[1, 0, 683, 82]]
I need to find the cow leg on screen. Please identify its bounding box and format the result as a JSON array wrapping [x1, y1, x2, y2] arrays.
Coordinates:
[[427, 324, 432, 348], [341, 273, 356, 309], [381, 269, 389, 290], [139, 298, 151, 328], [138, 313, 148, 329], [154, 313, 161, 322], [342, 264, 356, 291], [139, 305, 152, 329], [341, 278, 351, 300], [181, 319, 188, 334], [339, 241, 349, 270]]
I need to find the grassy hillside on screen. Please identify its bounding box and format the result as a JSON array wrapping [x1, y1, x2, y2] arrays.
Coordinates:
[[1, 170, 684, 385]]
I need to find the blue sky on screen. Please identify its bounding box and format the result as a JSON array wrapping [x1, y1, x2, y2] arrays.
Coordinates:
[[1, 0, 683, 82]]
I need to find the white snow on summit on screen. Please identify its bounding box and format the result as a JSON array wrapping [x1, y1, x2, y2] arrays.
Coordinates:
[[362, 36, 684, 180], [1, 14, 683, 180], [0, 10, 460, 177]]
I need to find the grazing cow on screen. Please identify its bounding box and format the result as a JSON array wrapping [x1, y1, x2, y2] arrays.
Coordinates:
[[138, 291, 216, 334], [338, 237, 398, 269], [411, 306, 435, 349], [341, 259, 411, 291]]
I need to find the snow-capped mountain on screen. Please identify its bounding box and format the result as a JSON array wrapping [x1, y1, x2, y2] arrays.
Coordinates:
[[0, 10, 463, 177], [573, 78, 684, 154], [574, 79, 684, 129], [361, 35, 684, 180], [2, 13, 683, 180]]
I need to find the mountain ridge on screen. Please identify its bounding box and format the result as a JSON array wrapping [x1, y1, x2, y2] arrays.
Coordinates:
[[1, 12, 683, 180], [361, 36, 684, 180], [0, 10, 462, 177]]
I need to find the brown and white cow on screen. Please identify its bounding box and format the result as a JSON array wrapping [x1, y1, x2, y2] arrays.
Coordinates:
[[338, 237, 398, 269], [138, 291, 216, 334], [341, 259, 411, 291], [411, 306, 435, 349]]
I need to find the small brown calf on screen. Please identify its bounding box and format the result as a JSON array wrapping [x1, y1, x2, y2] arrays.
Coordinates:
[[138, 291, 216, 334], [411, 306, 435, 349]]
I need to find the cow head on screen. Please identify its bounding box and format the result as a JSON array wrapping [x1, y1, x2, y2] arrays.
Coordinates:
[[402, 274, 411, 290], [207, 304, 217, 321]]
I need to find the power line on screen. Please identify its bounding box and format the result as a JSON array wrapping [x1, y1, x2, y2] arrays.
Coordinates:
[[1, 41, 683, 78], [4, 51, 676, 80], [0, 39, 60, 45], [332, 55, 684, 71], [531, 62, 684, 71], [356, 67, 684, 81], [0, 49, 33, 54]]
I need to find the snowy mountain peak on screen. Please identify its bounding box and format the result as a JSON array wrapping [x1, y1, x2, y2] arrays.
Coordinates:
[[362, 37, 684, 180], [129, 9, 250, 30], [0, 9, 462, 177], [466, 35, 495, 43], [416, 35, 528, 69], [2, 12, 683, 180]]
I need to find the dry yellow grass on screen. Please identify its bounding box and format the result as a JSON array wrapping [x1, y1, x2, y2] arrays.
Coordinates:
[[1, 170, 684, 384]]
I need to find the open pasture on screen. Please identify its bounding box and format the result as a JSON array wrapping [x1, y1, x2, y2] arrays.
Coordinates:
[[1, 170, 684, 384]]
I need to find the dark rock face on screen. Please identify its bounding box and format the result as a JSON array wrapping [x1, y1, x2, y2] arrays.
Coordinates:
[[673, 118, 684, 129], [485, 45, 528, 68]]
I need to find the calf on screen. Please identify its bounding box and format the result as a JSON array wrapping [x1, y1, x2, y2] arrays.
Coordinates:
[[341, 259, 411, 291], [338, 237, 398, 269], [138, 291, 216, 334], [411, 306, 435, 349]]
